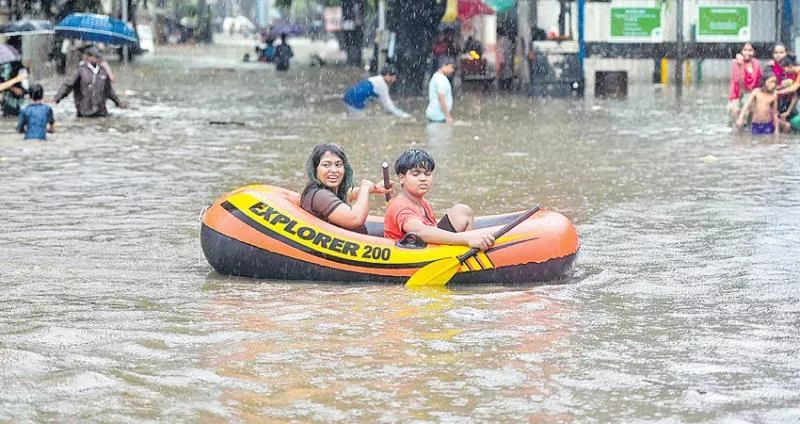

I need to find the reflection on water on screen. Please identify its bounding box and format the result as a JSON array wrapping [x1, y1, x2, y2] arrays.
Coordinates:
[[1, 43, 799, 421], [204, 285, 573, 422]]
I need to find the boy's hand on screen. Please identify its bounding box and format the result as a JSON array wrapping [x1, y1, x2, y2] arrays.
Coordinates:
[[736, 118, 744, 128], [467, 233, 495, 251]]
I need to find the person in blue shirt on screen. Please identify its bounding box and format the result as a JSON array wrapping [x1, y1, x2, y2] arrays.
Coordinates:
[[16, 84, 55, 141], [258, 37, 276, 62], [342, 67, 411, 118]]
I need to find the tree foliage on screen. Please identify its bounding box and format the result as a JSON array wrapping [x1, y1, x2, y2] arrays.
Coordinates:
[[7, 0, 102, 20]]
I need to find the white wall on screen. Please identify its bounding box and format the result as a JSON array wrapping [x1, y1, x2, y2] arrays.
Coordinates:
[[533, 0, 776, 82], [534, 0, 777, 42]]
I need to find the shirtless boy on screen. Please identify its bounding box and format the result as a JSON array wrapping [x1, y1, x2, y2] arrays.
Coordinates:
[[737, 74, 780, 135]]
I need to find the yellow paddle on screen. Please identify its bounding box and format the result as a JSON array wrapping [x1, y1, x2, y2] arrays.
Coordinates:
[[405, 205, 541, 287]]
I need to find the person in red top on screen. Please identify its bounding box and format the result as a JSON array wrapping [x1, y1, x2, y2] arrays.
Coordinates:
[[774, 56, 800, 131], [383, 149, 495, 250], [767, 44, 799, 130], [727, 43, 762, 123]]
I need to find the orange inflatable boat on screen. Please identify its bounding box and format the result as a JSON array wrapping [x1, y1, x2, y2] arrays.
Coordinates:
[[200, 185, 580, 284]]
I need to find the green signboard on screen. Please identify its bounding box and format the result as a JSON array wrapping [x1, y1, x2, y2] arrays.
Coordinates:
[[610, 7, 662, 42], [697, 5, 750, 41]]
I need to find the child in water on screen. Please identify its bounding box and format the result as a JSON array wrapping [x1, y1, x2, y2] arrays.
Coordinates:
[[16, 84, 55, 141], [737, 74, 780, 136]]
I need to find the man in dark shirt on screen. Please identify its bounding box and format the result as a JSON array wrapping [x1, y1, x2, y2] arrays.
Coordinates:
[[274, 33, 293, 71], [17, 84, 55, 141], [54, 46, 126, 117]]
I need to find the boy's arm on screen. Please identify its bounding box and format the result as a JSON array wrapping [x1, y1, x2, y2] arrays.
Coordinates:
[[404, 217, 494, 250], [773, 96, 780, 134], [782, 94, 797, 119], [16, 111, 26, 133], [47, 108, 55, 133], [777, 79, 800, 96], [737, 90, 757, 124]]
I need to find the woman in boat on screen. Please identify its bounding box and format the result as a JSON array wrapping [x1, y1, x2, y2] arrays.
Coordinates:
[[300, 143, 390, 234]]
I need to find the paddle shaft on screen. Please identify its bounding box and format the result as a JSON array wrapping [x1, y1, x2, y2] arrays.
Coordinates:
[[457, 206, 541, 262], [382, 162, 391, 202]]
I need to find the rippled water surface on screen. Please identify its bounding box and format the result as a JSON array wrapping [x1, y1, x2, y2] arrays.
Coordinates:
[[2, 43, 799, 422]]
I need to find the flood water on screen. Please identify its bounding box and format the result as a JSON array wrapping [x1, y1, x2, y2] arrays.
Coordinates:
[[1, 42, 799, 422]]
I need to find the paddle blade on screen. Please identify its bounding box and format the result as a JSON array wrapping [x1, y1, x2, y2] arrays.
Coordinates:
[[405, 257, 462, 287]]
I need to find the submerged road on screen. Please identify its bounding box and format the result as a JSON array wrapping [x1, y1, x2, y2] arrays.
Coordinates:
[[1, 39, 799, 421]]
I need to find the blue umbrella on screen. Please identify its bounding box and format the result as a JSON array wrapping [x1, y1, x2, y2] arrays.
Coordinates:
[[55, 13, 138, 46]]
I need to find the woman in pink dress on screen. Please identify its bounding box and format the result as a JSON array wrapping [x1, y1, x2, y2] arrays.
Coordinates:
[[767, 44, 790, 82], [727, 43, 762, 123]]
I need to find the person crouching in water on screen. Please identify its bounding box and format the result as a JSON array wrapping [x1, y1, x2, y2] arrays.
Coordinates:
[[737, 74, 780, 136], [258, 37, 276, 63], [342, 66, 411, 118]]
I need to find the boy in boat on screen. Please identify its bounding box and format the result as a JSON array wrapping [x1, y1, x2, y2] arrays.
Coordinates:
[[384, 149, 495, 250], [737, 74, 780, 135]]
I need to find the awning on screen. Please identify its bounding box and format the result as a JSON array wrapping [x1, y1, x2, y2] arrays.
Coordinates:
[[485, 0, 515, 13], [459, 0, 496, 20], [442, 0, 496, 23]]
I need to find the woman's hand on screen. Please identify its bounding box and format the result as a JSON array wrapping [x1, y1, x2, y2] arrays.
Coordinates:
[[364, 179, 392, 196]]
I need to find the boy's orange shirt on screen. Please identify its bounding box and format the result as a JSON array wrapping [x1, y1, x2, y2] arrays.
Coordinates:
[[383, 195, 438, 240]]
